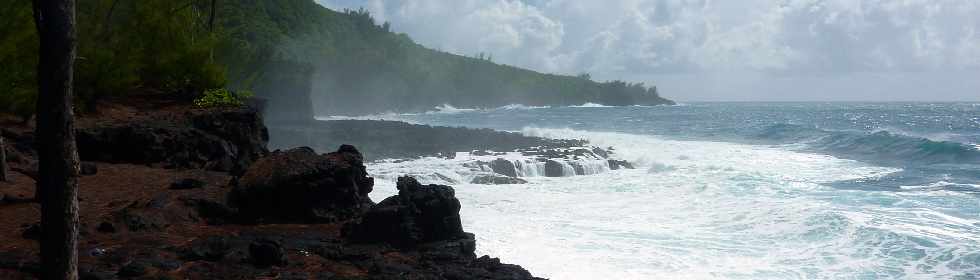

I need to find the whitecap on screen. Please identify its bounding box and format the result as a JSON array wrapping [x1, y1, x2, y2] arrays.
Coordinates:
[[496, 104, 551, 110], [569, 102, 614, 108]]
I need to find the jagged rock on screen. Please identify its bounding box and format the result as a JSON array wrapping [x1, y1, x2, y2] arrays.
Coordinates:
[[490, 158, 517, 177], [110, 194, 225, 232], [571, 148, 596, 158], [544, 160, 565, 177], [178, 236, 235, 262], [76, 109, 268, 174], [592, 147, 610, 158], [170, 178, 206, 190], [471, 150, 493, 156], [249, 239, 288, 268], [442, 255, 540, 280], [190, 109, 269, 175], [608, 159, 634, 170], [470, 175, 528, 185], [230, 145, 374, 223], [344, 177, 467, 249]]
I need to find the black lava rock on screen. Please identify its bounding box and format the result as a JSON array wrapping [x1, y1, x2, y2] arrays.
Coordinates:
[[607, 159, 634, 170], [229, 146, 374, 224], [490, 158, 517, 177], [344, 176, 466, 249], [470, 175, 528, 185], [249, 239, 288, 268], [544, 160, 565, 177]]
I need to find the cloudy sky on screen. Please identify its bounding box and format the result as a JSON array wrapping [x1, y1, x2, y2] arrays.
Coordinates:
[[314, 0, 980, 101]]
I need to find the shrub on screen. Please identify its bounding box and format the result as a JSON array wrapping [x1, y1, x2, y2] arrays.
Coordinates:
[[194, 89, 254, 108]]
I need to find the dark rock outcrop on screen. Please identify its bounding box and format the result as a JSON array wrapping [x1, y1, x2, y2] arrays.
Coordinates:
[[229, 146, 374, 223], [471, 175, 528, 185], [190, 109, 269, 173], [248, 238, 288, 268], [268, 119, 587, 161], [607, 159, 634, 170], [76, 108, 268, 174], [490, 158, 518, 177], [344, 177, 467, 249], [544, 160, 565, 177], [111, 195, 208, 232]]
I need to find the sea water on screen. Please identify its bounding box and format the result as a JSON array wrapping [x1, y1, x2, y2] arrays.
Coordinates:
[[333, 103, 980, 279]]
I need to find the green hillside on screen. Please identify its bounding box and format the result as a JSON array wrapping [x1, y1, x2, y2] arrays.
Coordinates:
[[0, 0, 673, 120]]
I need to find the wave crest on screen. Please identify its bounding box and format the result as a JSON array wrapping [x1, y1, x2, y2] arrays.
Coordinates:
[[755, 124, 980, 165]]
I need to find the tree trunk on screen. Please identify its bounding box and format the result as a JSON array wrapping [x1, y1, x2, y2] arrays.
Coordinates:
[[32, 0, 81, 279], [0, 136, 8, 182]]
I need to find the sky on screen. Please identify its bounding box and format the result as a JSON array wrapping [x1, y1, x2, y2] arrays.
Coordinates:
[[314, 0, 980, 101]]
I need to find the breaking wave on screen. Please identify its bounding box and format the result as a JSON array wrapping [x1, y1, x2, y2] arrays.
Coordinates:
[[756, 123, 980, 166]]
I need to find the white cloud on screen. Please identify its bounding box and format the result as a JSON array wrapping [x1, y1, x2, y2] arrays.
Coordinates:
[[315, 0, 980, 101]]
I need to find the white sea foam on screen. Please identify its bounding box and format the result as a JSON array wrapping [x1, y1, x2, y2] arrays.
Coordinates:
[[427, 104, 479, 114], [569, 102, 614, 108], [315, 112, 419, 123], [496, 104, 550, 110], [368, 128, 980, 279]]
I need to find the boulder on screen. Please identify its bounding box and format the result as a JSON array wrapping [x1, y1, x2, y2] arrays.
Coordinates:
[[470, 175, 528, 185], [490, 158, 517, 177], [109, 194, 229, 232], [344, 177, 467, 249], [544, 160, 565, 177], [178, 236, 235, 262], [190, 109, 269, 175], [592, 147, 610, 158], [229, 145, 374, 223], [607, 159, 634, 170], [249, 239, 288, 268]]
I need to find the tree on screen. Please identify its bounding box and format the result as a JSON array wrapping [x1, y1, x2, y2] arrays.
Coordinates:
[[32, 0, 81, 279]]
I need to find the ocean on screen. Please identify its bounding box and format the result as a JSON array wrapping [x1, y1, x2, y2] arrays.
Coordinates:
[[327, 102, 980, 279]]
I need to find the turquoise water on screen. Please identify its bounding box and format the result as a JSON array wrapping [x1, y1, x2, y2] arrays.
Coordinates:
[[339, 103, 980, 279]]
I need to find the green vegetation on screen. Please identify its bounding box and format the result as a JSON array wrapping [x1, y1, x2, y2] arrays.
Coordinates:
[[1, 0, 225, 120], [1, 0, 672, 120], [194, 88, 254, 108]]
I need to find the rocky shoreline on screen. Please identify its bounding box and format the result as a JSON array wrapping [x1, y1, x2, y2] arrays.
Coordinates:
[[266, 120, 587, 161], [0, 106, 550, 279]]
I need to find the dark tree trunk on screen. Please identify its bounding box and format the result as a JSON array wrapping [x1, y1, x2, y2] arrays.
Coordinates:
[[0, 136, 8, 182], [32, 0, 81, 279]]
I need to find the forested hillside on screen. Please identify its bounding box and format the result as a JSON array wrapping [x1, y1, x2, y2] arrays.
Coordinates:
[[1, 0, 672, 120]]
